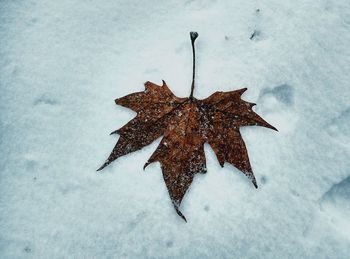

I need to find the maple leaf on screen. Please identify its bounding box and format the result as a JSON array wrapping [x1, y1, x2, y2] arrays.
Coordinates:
[[98, 32, 277, 221]]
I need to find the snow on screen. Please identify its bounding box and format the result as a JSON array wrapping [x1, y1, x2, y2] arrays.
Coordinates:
[[1, 0, 350, 258]]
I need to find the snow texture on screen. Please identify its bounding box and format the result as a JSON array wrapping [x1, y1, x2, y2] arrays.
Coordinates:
[[0, 0, 349, 258]]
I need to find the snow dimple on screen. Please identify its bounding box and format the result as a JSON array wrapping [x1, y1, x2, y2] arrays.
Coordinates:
[[320, 176, 350, 211], [326, 107, 350, 142], [257, 84, 297, 133], [127, 211, 147, 232], [260, 84, 294, 106], [166, 240, 173, 248], [260, 175, 268, 185], [25, 159, 38, 172], [23, 246, 32, 254], [33, 95, 59, 106], [319, 176, 350, 239]]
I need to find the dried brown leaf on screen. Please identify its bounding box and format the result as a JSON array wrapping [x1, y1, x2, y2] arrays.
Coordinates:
[[98, 32, 277, 221]]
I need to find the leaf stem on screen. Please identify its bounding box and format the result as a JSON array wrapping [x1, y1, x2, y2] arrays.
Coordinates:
[[189, 31, 198, 99]]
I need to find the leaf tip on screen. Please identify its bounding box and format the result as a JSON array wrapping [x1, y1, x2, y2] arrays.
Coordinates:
[[237, 87, 248, 96], [268, 124, 278, 132], [110, 130, 118, 135], [172, 200, 187, 222], [115, 98, 121, 105], [97, 162, 108, 172], [176, 208, 187, 222], [143, 162, 150, 170]]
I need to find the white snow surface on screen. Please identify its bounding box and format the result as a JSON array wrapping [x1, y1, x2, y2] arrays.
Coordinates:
[[1, 0, 350, 258]]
